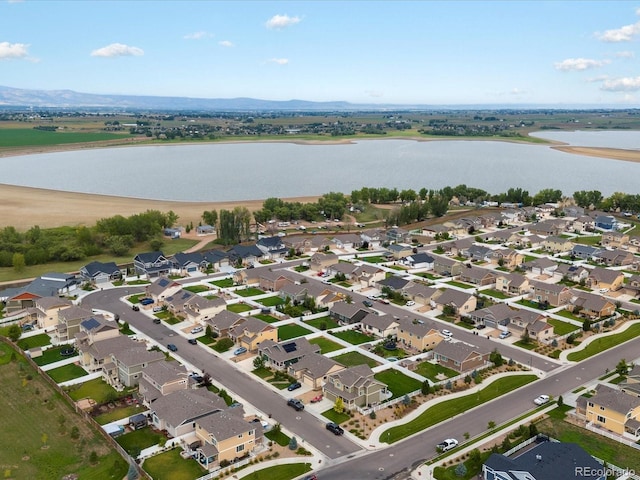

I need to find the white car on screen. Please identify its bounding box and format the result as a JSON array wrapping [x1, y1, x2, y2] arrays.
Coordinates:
[[436, 438, 458, 452], [534, 394, 550, 405], [405, 301, 416, 307], [441, 329, 453, 337], [190, 326, 204, 334]]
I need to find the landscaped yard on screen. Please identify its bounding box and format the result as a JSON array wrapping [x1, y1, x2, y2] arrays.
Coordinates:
[[236, 287, 266, 297], [481, 289, 510, 300], [183, 284, 210, 293], [547, 318, 579, 335], [322, 408, 351, 424], [308, 336, 344, 354], [305, 316, 340, 330], [278, 323, 313, 341], [65, 377, 121, 403], [264, 428, 291, 447], [555, 309, 583, 322], [116, 427, 166, 455], [567, 323, 640, 361], [46, 363, 89, 383], [17, 333, 51, 350], [253, 313, 280, 323], [209, 278, 234, 288], [142, 447, 207, 480], [414, 360, 459, 381], [257, 295, 285, 307], [332, 351, 380, 368], [32, 345, 78, 366], [227, 303, 253, 313], [374, 369, 423, 399], [382, 375, 537, 443], [330, 329, 375, 345], [0, 343, 128, 480], [95, 404, 145, 425], [445, 280, 474, 289]]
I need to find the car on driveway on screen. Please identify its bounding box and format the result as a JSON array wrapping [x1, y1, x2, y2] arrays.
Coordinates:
[[190, 326, 204, 334], [436, 438, 458, 452], [233, 347, 247, 356], [534, 394, 550, 405], [499, 331, 512, 339], [287, 381, 302, 391], [287, 398, 305, 411], [326, 422, 344, 435], [405, 300, 416, 307], [167, 344, 178, 352], [140, 298, 154, 305]]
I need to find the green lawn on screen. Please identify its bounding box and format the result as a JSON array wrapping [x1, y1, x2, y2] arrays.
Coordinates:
[[65, 377, 120, 404], [116, 427, 165, 455], [257, 295, 285, 307], [567, 323, 640, 361], [445, 280, 474, 289], [95, 404, 145, 425], [330, 329, 375, 345], [241, 463, 313, 480], [142, 447, 207, 480], [227, 303, 253, 313], [555, 309, 583, 322], [382, 375, 537, 443], [253, 313, 280, 323], [547, 318, 579, 335], [265, 429, 291, 447], [236, 287, 266, 297], [332, 351, 380, 368], [414, 361, 459, 381], [212, 337, 234, 353], [305, 316, 340, 330], [17, 333, 52, 350], [278, 323, 313, 340], [0, 343, 128, 480], [308, 336, 344, 354], [209, 278, 234, 288], [513, 340, 537, 350], [481, 289, 510, 299], [183, 284, 210, 293], [322, 409, 351, 424], [32, 345, 77, 366], [46, 363, 89, 383], [361, 256, 389, 264], [374, 369, 423, 399]]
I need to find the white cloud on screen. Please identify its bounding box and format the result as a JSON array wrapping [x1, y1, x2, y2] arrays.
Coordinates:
[[265, 14, 301, 30], [0, 41, 29, 59], [615, 50, 635, 58], [554, 58, 609, 71], [184, 31, 212, 40], [510, 88, 527, 95], [218, 40, 234, 48], [601, 76, 640, 91], [90, 43, 144, 57], [267, 58, 289, 65], [586, 75, 609, 83], [365, 90, 383, 98], [596, 21, 640, 42]]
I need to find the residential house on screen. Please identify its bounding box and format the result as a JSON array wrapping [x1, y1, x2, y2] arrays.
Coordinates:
[[54, 305, 95, 343], [563, 205, 585, 218], [403, 283, 440, 306], [396, 317, 444, 351], [386, 227, 411, 243], [432, 256, 464, 277], [138, 361, 190, 406], [494, 272, 529, 296], [227, 244, 263, 266], [257, 337, 321, 370], [1, 272, 79, 314], [420, 223, 451, 239], [377, 275, 411, 293], [432, 341, 490, 373], [583, 384, 640, 436], [595, 215, 617, 231], [386, 243, 413, 260], [572, 215, 595, 233], [287, 353, 345, 390], [528, 219, 568, 236], [332, 233, 363, 250], [256, 236, 288, 259], [352, 264, 386, 288], [467, 303, 516, 329], [570, 293, 616, 320], [458, 265, 496, 287], [601, 230, 629, 248], [133, 251, 172, 278], [466, 244, 493, 262], [542, 235, 574, 254], [401, 253, 435, 270], [206, 310, 244, 338], [522, 258, 558, 276], [74, 317, 120, 345], [228, 316, 278, 352], [150, 389, 227, 438], [360, 313, 399, 339], [507, 310, 553, 342], [202, 250, 231, 271], [432, 289, 477, 315], [279, 282, 343, 309], [34, 296, 72, 330], [482, 441, 605, 480], [308, 252, 338, 272], [528, 280, 572, 307], [323, 365, 388, 410], [587, 267, 624, 292], [145, 276, 183, 303], [195, 409, 262, 470], [257, 270, 297, 292], [553, 264, 589, 284], [329, 301, 371, 325], [196, 224, 216, 235], [79, 261, 122, 284], [571, 244, 601, 260], [172, 252, 207, 276], [490, 248, 524, 269], [447, 238, 474, 257], [165, 289, 226, 323], [360, 229, 383, 249], [593, 249, 634, 267]]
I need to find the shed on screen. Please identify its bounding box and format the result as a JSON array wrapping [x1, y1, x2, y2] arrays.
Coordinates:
[[129, 413, 148, 430], [103, 424, 125, 438]]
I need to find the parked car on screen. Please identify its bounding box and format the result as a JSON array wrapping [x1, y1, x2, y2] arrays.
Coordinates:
[[534, 394, 550, 405], [476, 324, 486, 330], [326, 422, 344, 435], [363, 300, 373, 307], [132, 305, 140, 311], [499, 331, 512, 339], [405, 300, 416, 307], [190, 326, 204, 334], [287, 381, 302, 391], [140, 298, 154, 305], [188, 338, 198, 345], [436, 438, 458, 452], [167, 344, 178, 352], [303, 475, 318, 480], [441, 329, 453, 337], [287, 398, 305, 411], [153, 318, 161, 324], [233, 347, 247, 356], [152, 306, 163, 313]]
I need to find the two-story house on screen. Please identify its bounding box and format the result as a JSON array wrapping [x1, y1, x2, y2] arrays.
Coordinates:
[[133, 251, 172, 278], [323, 365, 388, 410]]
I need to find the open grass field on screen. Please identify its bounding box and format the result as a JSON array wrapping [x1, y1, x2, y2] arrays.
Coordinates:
[[566, 323, 640, 361], [374, 369, 423, 399], [0, 128, 128, 147], [142, 447, 207, 480], [382, 374, 537, 443], [0, 342, 128, 479]]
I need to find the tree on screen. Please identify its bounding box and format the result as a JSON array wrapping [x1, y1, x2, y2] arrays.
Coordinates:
[[616, 359, 630, 376], [288, 436, 298, 450], [334, 397, 344, 414], [402, 394, 411, 406], [253, 356, 265, 369], [7, 324, 21, 342], [582, 319, 592, 332], [421, 380, 431, 395], [557, 395, 563, 407], [201, 210, 218, 227], [12, 253, 25, 273], [490, 349, 504, 367], [454, 463, 467, 477]]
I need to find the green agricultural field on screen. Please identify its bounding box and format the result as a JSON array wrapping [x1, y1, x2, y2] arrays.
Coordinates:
[[0, 343, 128, 479], [0, 128, 128, 147], [278, 323, 313, 340]]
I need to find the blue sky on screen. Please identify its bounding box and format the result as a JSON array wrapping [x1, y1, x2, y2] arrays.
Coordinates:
[[2, 1, 640, 105]]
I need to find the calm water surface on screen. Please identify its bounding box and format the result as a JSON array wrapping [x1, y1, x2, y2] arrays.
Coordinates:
[[2, 131, 639, 201]]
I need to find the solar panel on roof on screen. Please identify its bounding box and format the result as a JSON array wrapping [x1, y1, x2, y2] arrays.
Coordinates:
[[282, 342, 297, 353], [181, 292, 191, 299], [82, 317, 101, 330], [159, 278, 169, 286]]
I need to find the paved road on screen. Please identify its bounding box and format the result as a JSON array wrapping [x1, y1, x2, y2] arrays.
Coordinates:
[[81, 287, 361, 460]]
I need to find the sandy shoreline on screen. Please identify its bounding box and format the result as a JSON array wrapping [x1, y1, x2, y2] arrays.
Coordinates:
[[0, 139, 637, 231]]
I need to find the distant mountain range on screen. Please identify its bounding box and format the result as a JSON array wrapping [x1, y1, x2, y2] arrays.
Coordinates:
[[0, 85, 630, 111]]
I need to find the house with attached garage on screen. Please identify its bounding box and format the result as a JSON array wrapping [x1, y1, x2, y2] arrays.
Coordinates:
[[595, 214, 617, 231], [352, 263, 386, 288], [403, 283, 440, 306], [287, 352, 345, 390], [0, 272, 80, 314], [570, 244, 601, 260], [279, 282, 343, 308], [377, 275, 411, 293], [601, 230, 629, 248], [466, 244, 493, 262], [528, 280, 572, 307], [34, 296, 73, 330], [165, 289, 226, 323], [134, 251, 172, 278], [386, 227, 411, 244], [494, 272, 529, 296], [489, 248, 524, 269], [322, 364, 388, 410], [521, 257, 559, 276], [80, 260, 122, 285], [433, 341, 490, 373], [360, 228, 383, 248], [467, 303, 516, 329], [569, 293, 616, 320], [386, 243, 413, 260], [256, 236, 288, 259], [257, 337, 321, 371], [308, 252, 338, 272], [145, 276, 183, 303], [329, 301, 372, 325], [593, 248, 635, 267], [542, 235, 574, 254], [202, 250, 231, 271], [326, 261, 359, 279], [256, 270, 297, 292], [138, 360, 190, 406], [432, 288, 477, 316], [53, 305, 96, 343], [401, 252, 435, 269], [432, 256, 464, 277], [552, 263, 589, 284], [506, 309, 553, 342], [206, 310, 245, 338], [228, 316, 277, 352], [332, 233, 363, 250], [571, 215, 595, 233], [171, 252, 207, 276], [360, 313, 399, 339], [587, 267, 624, 292], [226, 244, 263, 266], [396, 317, 444, 351], [458, 265, 496, 287]]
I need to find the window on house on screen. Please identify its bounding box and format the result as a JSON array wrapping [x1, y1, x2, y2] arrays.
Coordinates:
[[588, 402, 594, 408], [597, 415, 606, 423], [236, 444, 244, 453]]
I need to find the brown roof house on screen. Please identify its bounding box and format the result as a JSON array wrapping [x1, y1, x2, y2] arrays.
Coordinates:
[[432, 288, 477, 316], [542, 236, 574, 254], [360, 313, 399, 339], [53, 305, 96, 343], [329, 301, 371, 325], [228, 316, 278, 352], [138, 360, 190, 406], [433, 257, 464, 277], [467, 303, 516, 329], [587, 267, 625, 292], [287, 352, 345, 390], [145, 276, 183, 303], [593, 249, 635, 267], [620, 365, 640, 397], [323, 364, 388, 410], [403, 283, 440, 306], [582, 384, 640, 437], [494, 272, 530, 296], [528, 280, 572, 307], [433, 341, 490, 373], [458, 265, 496, 287], [507, 309, 554, 342], [601, 230, 630, 249], [396, 317, 444, 352], [309, 252, 338, 272], [34, 296, 73, 330], [569, 293, 616, 320], [257, 337, 321, 371], [165, 289, 227, 323], [206, 310, 244, 338]]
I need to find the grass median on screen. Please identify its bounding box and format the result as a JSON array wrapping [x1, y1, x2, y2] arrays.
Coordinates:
[[567, 323, 640, 362], [381, 374, 537, 444]]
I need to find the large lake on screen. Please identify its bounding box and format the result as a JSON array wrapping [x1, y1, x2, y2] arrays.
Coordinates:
[[2, 130, 639, 202]]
